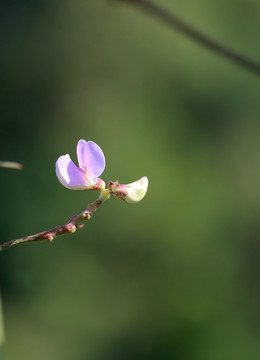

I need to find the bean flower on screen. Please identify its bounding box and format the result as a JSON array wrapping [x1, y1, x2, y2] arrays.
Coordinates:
[[56, 139, 148, 203], [56, 140, 106, 191]]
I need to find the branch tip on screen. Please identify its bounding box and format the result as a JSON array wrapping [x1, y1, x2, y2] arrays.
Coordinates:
[[113, 0, 260, 76]]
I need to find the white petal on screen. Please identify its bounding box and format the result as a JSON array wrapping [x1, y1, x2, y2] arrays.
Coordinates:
[[125, 177, 149, 203]]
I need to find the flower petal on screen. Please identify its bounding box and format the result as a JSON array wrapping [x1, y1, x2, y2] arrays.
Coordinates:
[[76, 139, 88, 170], [125, 177, 149, 203], [85, 141, 106, 182], [56, 154, 91, 190], [77, 140, 105, 183]]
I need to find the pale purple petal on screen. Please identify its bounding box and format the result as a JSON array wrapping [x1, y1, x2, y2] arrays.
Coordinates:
[[76, 139, 88, 170], [55, 154, 91, 190], [84, 141, 105, 183]]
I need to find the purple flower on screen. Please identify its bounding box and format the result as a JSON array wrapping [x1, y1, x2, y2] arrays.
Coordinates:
[[56, 140, 105, 190]]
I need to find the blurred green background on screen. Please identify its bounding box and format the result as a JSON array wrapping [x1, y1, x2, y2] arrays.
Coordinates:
[[1, 0, 260, 359]]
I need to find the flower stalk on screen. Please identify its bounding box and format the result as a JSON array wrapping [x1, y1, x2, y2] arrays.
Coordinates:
[[0, 176, 148, 252], [0, 196, 103, 252]]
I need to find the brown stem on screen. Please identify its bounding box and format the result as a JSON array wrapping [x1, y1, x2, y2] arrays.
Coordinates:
[[0, 177, 146, 252], [0, 198, 103, 252], [114, 0, 260, 76]]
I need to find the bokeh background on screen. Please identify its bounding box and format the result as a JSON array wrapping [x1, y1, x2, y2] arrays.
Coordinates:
[[1, 0, 260, 359]]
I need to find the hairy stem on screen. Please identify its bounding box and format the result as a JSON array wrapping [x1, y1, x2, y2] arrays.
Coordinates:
[[115, 0, 260, 76], [0, 197, 105, 252]]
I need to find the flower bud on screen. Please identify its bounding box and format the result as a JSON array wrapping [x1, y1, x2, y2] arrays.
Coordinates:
[[114, 177, 148, 203]]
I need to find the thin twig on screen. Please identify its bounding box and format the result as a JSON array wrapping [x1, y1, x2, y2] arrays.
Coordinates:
[[0, 198, 103, 252], [0, 178, 147, 252], [115, 0, 260, 76], [0, 161, 23, 170]]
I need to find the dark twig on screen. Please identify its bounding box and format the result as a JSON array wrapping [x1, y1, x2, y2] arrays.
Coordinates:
[[115, 0, 260, 76]]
